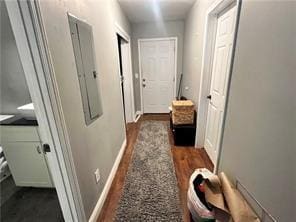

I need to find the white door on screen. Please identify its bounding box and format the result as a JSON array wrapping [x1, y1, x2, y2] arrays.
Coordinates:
[[204, 6, 237, 163], [120, 40, 133, 123], [140, 39, 175, 113]]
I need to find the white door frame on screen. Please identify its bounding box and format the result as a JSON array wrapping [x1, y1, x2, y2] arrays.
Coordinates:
[[196, 0, 241, 172], [115, 23, 136, 122], [138, 37, 178, 114], [5, 1, 85, 221]]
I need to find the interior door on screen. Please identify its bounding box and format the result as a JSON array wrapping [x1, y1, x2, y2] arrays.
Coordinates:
[[204, 6, 237, 163], [120, 39, 133, 123], [140, 39, 175, 113]]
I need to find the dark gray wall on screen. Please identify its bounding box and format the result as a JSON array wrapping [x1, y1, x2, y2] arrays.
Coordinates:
[[218, 1, 296, 221], [0, 4, 32, 116]]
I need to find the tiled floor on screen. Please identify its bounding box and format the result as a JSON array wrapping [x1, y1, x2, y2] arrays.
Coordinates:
[[1, 176, 64, 222]]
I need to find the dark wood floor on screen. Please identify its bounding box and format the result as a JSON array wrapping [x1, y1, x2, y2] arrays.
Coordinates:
[[97, 114, 213, 222]]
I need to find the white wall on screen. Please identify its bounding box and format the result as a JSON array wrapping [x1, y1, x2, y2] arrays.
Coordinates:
[[38, 0, 130, 218], [218, 1, 296, 221], [181, 0, 214, 105], [131, 20, 184, 111], [0, 4, 34, 118], [110, 0, 131, 35]]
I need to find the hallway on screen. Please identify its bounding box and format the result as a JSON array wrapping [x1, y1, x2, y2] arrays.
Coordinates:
[[98, 114, 213, 221], [2, 0, 295, 221]]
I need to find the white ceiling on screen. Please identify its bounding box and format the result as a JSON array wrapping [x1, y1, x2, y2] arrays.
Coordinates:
[[118, 0, 197, 23]]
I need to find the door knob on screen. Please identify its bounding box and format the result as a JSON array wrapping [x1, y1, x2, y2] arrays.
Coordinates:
[[43, 144, 51, 153], [142, 78, 146, 82], [207, 95, 212, 100], [142, 83, 146, 88]]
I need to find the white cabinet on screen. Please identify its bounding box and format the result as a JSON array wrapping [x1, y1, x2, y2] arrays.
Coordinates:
[[0, 126, 53, 187]]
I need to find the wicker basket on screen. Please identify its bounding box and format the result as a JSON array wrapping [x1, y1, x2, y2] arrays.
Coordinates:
[[172, 100, 195, 125]]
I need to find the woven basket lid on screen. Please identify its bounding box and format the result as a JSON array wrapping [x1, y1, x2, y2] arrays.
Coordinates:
[[172, 100, 194, 107]]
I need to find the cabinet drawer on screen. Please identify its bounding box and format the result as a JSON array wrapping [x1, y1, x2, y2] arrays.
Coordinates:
[[2, 141, 53, 187], [0, 126, 40, 142]]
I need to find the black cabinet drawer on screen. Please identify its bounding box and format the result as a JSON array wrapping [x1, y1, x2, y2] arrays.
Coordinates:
[[170, 111, 197, 146]]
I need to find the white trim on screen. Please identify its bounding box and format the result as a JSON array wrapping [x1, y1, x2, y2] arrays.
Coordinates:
[[88, 139, 127, 222], [5, 1, 85, 221], [115, 23, 130, 42], [138, 40, 144, 114], [136, 110, 143, 115], [195, 0, 241, 173], [138, 37, 178, 42], [138, 37, 178, 114], [134, 112, 141, 123], [114, 23, 136, 123]]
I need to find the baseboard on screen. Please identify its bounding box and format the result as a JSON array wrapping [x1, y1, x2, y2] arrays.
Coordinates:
[[136, 110, 143, 115], [134, 111, 142, 123], [134, 114, 141, 123], [88, 139, 127, 222]]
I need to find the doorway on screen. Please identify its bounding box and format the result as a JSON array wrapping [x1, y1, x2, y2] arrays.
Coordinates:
[[116, 26, 135, 124], [4, 1, 85, 221], [0, 3, 63, 221], [204, 5, 237, 164], [196, 0, 240, 170], [138, 38, 177, 113]]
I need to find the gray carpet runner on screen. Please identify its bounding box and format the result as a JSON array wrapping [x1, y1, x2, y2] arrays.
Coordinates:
[[114, 121, 182, 221]]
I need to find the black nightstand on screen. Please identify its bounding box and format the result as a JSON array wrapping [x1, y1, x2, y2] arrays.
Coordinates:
[[170, 111, 197, 146]]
